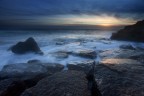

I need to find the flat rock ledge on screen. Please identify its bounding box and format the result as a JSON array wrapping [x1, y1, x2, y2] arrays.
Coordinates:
[[21, 71, 91, 96]]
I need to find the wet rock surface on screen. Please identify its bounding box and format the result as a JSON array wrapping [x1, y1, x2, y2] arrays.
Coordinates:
[[72, 49, 97, 59], [21, 71, 91, 96], [10, 37, 43, 55], [95, 59, 144, 96], [99, 49, 144, 63]]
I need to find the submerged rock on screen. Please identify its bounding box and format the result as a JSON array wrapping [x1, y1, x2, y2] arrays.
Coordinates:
[[73, 49, 97, 59], [52, 51, 70, 59], [21, 71, 91, 96], [111, 20, 144, 42], [119, 44, 135, 50], [10, 37, 43, 55]]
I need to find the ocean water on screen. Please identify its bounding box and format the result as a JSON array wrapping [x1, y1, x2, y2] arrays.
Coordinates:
[[0, 30, 144, 70]]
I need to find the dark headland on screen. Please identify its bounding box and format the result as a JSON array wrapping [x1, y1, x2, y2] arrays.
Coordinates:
[[111, 20, 144, 42]]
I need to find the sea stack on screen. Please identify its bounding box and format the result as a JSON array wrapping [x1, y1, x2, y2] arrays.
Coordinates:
[[10, 37, 43, 55]]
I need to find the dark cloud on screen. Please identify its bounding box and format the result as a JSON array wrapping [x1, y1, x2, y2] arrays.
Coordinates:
[[0, 0, 144, 25]]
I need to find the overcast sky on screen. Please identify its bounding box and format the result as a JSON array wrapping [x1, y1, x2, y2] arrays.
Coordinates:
[[0, 0, 144, 26]]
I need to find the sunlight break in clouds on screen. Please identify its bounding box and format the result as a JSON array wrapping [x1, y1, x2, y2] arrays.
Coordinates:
[[37, 14, 136, 26]]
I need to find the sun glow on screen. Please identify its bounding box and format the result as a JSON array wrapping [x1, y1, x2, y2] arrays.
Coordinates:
[[36, 14, 136, 26]]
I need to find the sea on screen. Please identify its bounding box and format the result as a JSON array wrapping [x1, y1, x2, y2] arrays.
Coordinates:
[[0, 29, 144, 70]]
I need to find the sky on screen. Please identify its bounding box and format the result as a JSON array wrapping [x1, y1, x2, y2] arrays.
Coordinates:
[[0, 0, 144, 27]]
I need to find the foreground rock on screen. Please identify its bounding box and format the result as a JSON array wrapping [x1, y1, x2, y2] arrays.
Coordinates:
[[111, 20, 144, 42], [0, 63, 64, 80], [10, 37, 43, 55], [73, 49, 97, 59], [94, 59, 144, 96], [21, 71, 91, 96]]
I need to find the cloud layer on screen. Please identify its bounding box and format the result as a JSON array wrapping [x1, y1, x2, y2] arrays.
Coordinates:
[[0, 0, 144, 25]]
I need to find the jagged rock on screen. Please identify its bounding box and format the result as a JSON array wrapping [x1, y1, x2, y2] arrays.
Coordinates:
[[111, 20, 144, 42], [10, 37, 43, 55], [0, 75, 47, 96], [21, 71, 91, 96], [73, 49, 97, 59], [67, 60, 95, 72], [0, 63, 64, 80]]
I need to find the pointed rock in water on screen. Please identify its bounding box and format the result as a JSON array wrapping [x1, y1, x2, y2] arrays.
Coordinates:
[[21, 71, 91, 96], [111, 20, 144, 42], [10, 37, 43, 55]]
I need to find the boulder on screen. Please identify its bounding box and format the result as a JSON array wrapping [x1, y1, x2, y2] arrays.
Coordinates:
[[21, 71, 91, 96], [111, 20, 144, 42], [73, 49, 97, 59], [10, 37, 43, 55], [0, 63, 64, 80]]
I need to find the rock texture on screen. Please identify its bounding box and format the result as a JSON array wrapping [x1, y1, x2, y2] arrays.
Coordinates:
[[111, 20, 144, 42], [10, 37, 43, 55], [94, 59, 144, 96], [21, 71, 91, 96]]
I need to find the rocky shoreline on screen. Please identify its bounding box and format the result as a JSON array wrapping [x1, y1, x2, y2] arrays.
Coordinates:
[[1, 30, 144, 96]]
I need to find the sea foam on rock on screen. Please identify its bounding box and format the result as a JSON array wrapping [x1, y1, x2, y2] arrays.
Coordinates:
[[10, 37, 43, 55]]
